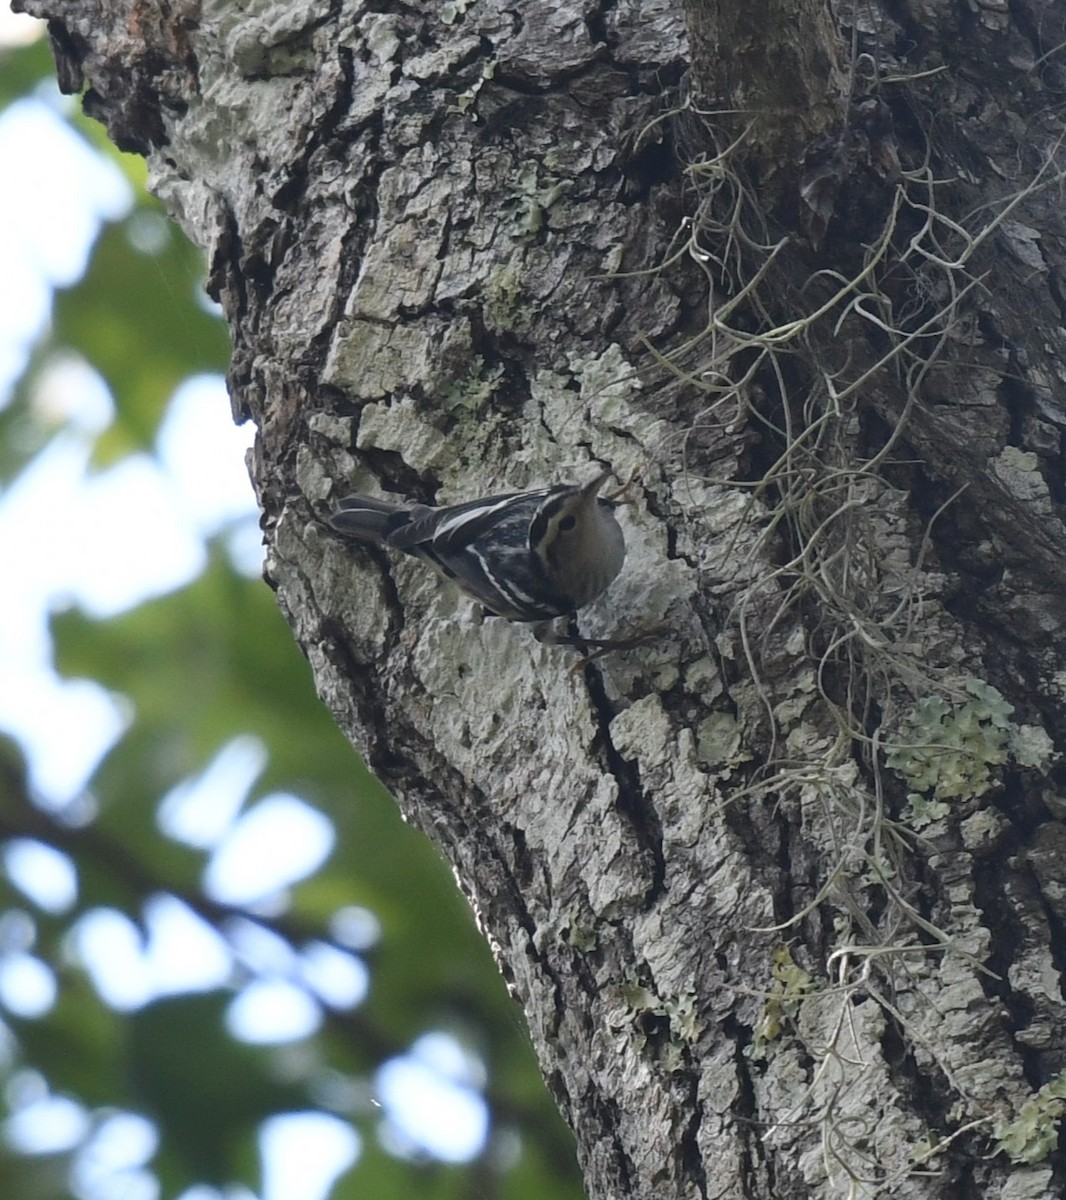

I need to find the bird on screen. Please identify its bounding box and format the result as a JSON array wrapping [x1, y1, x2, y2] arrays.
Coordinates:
[[328, 471, 627, 639]]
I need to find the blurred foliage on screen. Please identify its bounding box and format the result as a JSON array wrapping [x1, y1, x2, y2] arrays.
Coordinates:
[[57, 218, 232, 466], [0, 28, 583, 1200]]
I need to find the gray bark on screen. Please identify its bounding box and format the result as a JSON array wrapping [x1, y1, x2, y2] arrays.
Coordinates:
[[21, 0, 1066, 1196]]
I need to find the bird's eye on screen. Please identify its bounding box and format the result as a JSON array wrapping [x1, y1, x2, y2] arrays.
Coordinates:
[[559, 515, 577, 532]]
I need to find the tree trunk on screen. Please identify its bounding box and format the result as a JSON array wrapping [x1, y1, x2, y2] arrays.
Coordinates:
[[23, 0, 1066, 1196]]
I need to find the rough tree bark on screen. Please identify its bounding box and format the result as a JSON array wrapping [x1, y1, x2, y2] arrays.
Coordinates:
[[21, 0, 1066, 1196]]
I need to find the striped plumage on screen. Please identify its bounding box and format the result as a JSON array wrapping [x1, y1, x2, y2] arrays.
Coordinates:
[[329, 472, 625, 623]]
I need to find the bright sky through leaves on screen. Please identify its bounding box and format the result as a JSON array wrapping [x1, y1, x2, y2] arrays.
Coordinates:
[[0, 35, 492, 1196]]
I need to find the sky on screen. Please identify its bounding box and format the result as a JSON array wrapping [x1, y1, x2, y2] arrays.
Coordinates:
[[0, 8, 487, 1197]]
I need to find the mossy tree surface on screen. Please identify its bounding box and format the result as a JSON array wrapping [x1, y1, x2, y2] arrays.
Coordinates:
[[19, 0, 1066, 1196]]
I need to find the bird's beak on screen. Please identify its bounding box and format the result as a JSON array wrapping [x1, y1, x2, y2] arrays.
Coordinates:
[[581, 469, 612, 498]]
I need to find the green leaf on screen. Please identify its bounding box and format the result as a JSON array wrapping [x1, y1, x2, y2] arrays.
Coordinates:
[[51, 216, 230, 464], [0, 38, 53, 109], [125, 992, 305, 1187]]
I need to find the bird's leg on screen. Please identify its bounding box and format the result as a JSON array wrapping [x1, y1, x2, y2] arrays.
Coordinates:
[[530, 619, 663, 668]]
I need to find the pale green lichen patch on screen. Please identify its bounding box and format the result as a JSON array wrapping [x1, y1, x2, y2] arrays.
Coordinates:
[[441, 356, 504, 413], [994, 1070, 1066, 1164], [615, 981, 703, 1065], [500, 163, 574, 239], [886, 678, 1054, 828], [1011, 722, 1055, 768], [750, 945, 816, 1058], [989, 445, 1053, 511], [448, 58, 495, 112], [440, 0, 477, 25], [483, 256, 524, 331]]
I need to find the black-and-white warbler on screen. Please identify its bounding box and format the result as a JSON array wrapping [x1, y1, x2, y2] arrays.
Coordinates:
[[329, 471, 626, 631]]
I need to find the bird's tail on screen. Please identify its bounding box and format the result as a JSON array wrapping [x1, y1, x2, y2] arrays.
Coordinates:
[[329, 494, 413, 545]]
